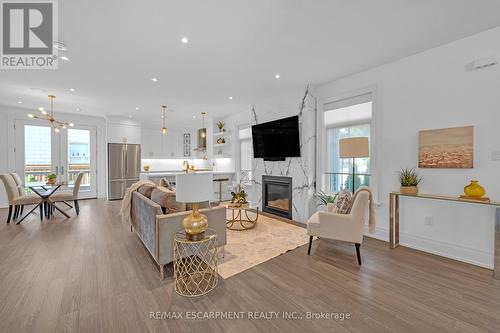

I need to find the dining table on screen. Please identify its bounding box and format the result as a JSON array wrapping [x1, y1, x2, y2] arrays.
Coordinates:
[[16, 183, 70, 224]]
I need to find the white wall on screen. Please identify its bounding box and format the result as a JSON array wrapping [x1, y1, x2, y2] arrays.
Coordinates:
[[315, 27, 500, 268], [0, 105, 108, 207]]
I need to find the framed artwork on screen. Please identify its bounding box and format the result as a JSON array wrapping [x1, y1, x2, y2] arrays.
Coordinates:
[[418, 126, 473, 168]]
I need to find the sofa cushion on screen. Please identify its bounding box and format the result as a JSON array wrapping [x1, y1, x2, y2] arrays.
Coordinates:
[[159, 177, 175, 191], [137, 184, 155, 198], [151, 187, 186, 214]]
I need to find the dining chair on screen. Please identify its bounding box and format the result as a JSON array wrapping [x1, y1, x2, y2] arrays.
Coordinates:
[[10, 172, 26, 218], [50, 173, 84, 215], [0, 174, 41, 223]]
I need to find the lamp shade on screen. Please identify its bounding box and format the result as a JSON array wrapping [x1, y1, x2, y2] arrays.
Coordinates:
[[339, 137, 369, 158], [175, 173, 213, 203]]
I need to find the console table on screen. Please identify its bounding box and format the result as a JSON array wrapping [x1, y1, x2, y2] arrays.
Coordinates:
[[389, 192, 500, 279]]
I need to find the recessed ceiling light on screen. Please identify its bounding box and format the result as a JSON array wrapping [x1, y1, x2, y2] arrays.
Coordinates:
[[181, 37, 189, 44], [275, 73, 280, 79], [60, 56, 70, 61], [69, 88, 76, 92], [151, 77, 158, 82], [135, 107, 140, 111], [192, 115, 196, 119], [228, 96, 233, 100], [17, 101, 23, 104], [38, 107, 44, 111], [76, 107, 81, 111]]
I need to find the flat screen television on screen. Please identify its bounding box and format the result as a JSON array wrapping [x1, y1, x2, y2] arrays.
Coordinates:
[[252, 115, 301, 161]]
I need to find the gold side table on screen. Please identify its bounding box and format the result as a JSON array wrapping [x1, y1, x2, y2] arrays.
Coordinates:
[[173, 229, 218, 297], [225, 204, 259, 231]]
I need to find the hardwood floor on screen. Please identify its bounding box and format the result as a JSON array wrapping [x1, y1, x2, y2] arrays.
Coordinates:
[[0, 199, 499, 332]]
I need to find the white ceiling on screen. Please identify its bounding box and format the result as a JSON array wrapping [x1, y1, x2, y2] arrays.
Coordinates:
[[1, 0, 500, 124]]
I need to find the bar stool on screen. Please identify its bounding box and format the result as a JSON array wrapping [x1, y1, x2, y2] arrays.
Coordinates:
[[213, 178, 229, 204]]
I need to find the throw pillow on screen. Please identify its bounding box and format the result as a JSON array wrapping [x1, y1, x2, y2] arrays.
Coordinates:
[[150, 187, 186, 214], [159, 177, 175, 191], [137, 184, 155, 198], [333, 191, 352, 214]]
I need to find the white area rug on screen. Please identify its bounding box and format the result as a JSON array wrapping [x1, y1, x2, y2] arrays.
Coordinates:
[[218, 211, 309, 279]]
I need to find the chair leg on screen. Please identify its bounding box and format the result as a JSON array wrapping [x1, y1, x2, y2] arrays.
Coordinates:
[[21, 205, 24, 215], [6, 205, 13, 223], [74, 200, 80, 215], [39, 204, 43, 221], [355, 243, 361, 265], [307, 236, 313, 255], [14, 205, 19, 219]]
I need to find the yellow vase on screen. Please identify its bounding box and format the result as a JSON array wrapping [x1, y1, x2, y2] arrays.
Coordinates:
[[464, 180, 485, 198]]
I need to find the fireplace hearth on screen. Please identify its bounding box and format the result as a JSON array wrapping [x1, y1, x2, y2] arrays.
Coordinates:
[[262, 175, 292, 219]]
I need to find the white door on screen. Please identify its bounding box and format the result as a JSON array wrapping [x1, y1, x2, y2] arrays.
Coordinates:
[[14, 120, 98, 198]]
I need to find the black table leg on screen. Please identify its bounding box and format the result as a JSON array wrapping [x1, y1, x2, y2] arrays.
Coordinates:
[[17, 202, 43, 224], [47, 201, 70, 219]]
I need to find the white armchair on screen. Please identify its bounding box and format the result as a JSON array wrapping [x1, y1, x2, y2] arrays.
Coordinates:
[[307, 190, 370, 264]]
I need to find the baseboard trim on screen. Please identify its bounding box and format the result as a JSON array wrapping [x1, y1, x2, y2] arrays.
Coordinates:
[[363, 225, 493, 269]]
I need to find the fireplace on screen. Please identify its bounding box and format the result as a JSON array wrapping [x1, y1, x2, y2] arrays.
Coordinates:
[[262, 175, 292, 219]]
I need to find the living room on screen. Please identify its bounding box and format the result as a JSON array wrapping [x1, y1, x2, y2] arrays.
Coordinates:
[[1, 1, 500, 332]]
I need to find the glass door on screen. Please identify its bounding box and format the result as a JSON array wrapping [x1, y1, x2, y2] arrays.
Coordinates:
[[15, 120, 98, 198], [15, 120, 59, 188], [59, 126, 97, 199]]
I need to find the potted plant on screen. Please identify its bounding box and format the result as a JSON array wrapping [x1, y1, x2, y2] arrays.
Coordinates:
[[217, 121, 225, 132], [314, 191, 338, 207], [398, 168, 422, 195], [46, 173, 57, 185], [230, 185, 247, 207]]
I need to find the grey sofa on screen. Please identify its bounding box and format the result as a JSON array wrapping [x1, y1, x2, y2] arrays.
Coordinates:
[[130, 191, 227, 278]]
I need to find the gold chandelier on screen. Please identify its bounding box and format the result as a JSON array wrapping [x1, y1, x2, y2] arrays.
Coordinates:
[[28, 95, 74, 132], [161, 105, 167, 134]]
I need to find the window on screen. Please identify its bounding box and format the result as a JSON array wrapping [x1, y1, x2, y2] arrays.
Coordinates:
[[238, 126, 253, 183], [324, 95, 372, 193]]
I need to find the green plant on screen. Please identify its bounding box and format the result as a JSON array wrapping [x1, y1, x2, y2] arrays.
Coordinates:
[[230, 189, 247, 204], [46, 173, 57, 181], [314, 191, 338, 207], [217, 121, 225, 131], [399, 168, 422, 187]]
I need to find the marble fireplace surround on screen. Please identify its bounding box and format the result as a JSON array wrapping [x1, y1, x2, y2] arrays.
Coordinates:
[[219, 85, 317, 224]]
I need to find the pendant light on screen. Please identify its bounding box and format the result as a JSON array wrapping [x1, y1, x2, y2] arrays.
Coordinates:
[[161, 105, 167, 134], [28, 95, 74, 131]]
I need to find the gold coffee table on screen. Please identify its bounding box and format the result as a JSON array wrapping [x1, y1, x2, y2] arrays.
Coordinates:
[[173, 229, 218, 297], [225, 204, 259, 231]]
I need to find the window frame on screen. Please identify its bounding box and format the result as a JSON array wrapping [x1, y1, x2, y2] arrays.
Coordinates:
[[316, 85, 380, 202], [236, 124, 253, 185]]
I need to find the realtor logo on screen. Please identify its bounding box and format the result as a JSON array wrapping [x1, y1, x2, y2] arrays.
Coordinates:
[[1, 0, 58, 69]]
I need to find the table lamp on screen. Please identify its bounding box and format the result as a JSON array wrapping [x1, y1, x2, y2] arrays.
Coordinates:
[[175, 173, 213, 241], [339, 137, 369, 193]]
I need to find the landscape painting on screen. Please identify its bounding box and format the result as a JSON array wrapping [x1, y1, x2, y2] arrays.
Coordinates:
[[418, 126, 474, 168]]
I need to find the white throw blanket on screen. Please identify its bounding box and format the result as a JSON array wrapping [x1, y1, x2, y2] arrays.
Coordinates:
[[120, 180, 155, 227], [351, 187, 377, 233]]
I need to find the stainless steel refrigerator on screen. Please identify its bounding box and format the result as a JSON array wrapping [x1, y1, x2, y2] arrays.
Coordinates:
[[107, 143, 141, 200]]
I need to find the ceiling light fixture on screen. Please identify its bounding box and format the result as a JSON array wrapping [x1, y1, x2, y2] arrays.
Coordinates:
[[161, 105, 168, 134], [28, 95, 74, 131], [275, 73, 281, 79], [135, 107, 140, 111], [60, 56, 70, 61], [151, 77, 158, 82], [17, 101, 23, 104], [181, 37, 189, 44], [228, 96, 233, 100], [69, 88, 76, 92]]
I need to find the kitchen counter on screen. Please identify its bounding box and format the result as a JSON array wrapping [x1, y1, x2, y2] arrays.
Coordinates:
[[140, 170, 234, 176]]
